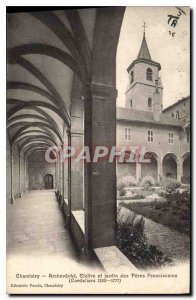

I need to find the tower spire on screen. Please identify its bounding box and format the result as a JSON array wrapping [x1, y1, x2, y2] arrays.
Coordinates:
[[137, 23, 152, 60]]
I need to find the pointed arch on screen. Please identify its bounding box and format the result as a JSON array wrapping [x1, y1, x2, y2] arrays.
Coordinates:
[[7, 99, 66, 122], [8, 44, 85, 83], [8, 55, 71, 126]]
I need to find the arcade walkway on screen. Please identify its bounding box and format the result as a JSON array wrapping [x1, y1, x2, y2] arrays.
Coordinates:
[[7, 190, 77, 259]]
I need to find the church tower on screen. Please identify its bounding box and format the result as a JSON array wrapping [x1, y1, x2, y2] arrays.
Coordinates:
[[125, 25, 163, 114]]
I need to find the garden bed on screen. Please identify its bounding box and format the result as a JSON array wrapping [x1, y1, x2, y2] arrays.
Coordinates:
[[116, 207, 173, 269], [118, 188, 162, 201], [121, 191, 190, 235]]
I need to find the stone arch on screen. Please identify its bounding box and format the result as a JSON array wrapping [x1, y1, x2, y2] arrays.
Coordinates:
[[162, 153, 178, 179], [182, 152, 190, 183], [141, 152, 158, 182], [8, 43, 86, 83], [44, 173, 53, 189], [116, 149, 137, 180]]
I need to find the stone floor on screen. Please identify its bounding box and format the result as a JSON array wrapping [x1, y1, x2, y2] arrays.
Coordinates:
[[7, 190, 77, 259]]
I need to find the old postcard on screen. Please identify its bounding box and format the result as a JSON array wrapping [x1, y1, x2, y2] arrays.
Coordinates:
[[6, 6, 190, 294]]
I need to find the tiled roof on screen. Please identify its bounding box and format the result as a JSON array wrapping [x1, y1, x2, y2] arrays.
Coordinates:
[[117, 107, 183, 127], [162, 96, 190, 112]]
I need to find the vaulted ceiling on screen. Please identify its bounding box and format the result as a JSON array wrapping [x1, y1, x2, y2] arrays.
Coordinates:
[[7, 8, 96, 157]]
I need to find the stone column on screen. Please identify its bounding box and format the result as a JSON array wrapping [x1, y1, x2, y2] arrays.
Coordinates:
[[84, 83, 117, 251], [24, 155, 26, 193], [57, 155, 61, 191], [177, 160, 183, 182], [10, 146, 14, 204], [157, 159, 162, 182], [70, 130, 84, 211], [62, 160, 64, 197], [63, 133, 68, 201], [61, 143, 64, 197], [55, 161, 57, 190], [136, 162, 141, 182], [67, 129, 71, 222], [18, 152, 21, 197]]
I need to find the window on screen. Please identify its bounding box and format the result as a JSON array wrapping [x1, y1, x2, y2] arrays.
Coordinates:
[[186, 130, 190, 143], [147, 130, 153, 142], [146, 68, 152, 81], [125, 128, 131, 140], [129, 71, 134, 84], [130, 99, 133, 108], [176, 111, 180, 119], [148, 97, 152, 110], [168, 132, 174, 144], [171, 113, 174, 118]]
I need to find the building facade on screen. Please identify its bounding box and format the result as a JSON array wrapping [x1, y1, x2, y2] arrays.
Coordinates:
[[116, 32, 190, 183]]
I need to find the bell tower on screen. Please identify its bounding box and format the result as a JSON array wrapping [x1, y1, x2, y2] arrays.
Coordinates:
[[125, 23, 163, 113]]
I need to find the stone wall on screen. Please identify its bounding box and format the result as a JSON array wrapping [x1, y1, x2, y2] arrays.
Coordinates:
[[117, 162, 136, 178], [28, 151, 55, 190], [12, 143, 20, 198], [6, 132, 27, 203], [6, 133, 11, 202]]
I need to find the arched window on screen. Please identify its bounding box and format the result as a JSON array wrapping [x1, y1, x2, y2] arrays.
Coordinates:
[[146, 68, 152, 81], [176, 111, 180, 119], [148, 97, 152, 110], [171, 113, 174, 117], [130, 71, 134, 84], [130, 99, 133, 108]]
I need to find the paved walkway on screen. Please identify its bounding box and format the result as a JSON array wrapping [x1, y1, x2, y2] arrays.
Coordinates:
[[7, 190, 77, 259], [118, 206, 190, 264]]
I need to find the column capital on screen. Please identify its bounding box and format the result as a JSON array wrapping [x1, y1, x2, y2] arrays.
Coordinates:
[[91, 82, 118, 100], [70, 130, 84, 137], [66, 128, 71, 136]]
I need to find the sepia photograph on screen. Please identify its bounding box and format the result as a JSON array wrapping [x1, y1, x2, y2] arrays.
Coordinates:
[[6, 5, 190, 294]]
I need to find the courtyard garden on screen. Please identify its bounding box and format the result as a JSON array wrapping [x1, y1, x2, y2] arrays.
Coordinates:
[[116, 211, 173, 269], [116, 175, 190, 269], [117, 175, 190, 235]]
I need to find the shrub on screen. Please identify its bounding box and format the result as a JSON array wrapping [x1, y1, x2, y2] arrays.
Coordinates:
[[160, 177, 181, 195], [181, 176, 190, 184], [141, 175, 155, 187], [116, 177, 125, 191], [116, 216, 172, 269], [119, 187, 127, 197], [154, 201, 162, 210], [130, 194, 145, 200], [157, 189, 167, 198], [143, 186, 155, 192], [121, 175, 138, 187], [154, 199, 169, 210]]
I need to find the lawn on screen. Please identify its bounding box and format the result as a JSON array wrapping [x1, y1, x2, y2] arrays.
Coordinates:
[[121, 191, 190, 235]]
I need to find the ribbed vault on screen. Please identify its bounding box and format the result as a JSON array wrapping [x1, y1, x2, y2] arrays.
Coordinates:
[[7, 8, 94, 155]]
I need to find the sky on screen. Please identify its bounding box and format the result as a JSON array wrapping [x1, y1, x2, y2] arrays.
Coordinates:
[[116, 6, 190, 109]]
